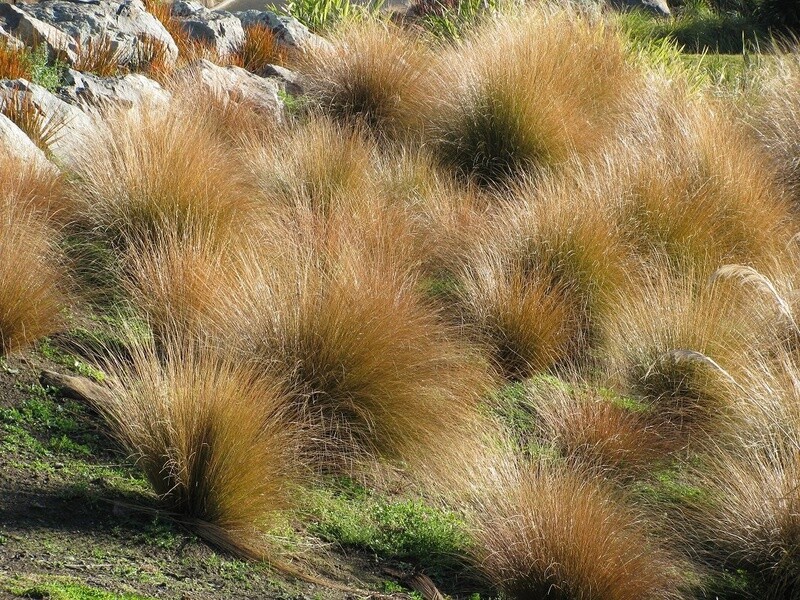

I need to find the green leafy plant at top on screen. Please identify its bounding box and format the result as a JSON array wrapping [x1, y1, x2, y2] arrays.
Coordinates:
[[274, 0, 385, 34], [419, 0, 503, 41]]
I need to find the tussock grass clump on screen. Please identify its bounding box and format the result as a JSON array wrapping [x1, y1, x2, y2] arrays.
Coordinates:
[[233, 24, 286, 74], [430, 7, 635, 186], [96, 334, 301, 559], [244, 117, 378, 215], [71, 100, 260, 248], [614, 88, 793, 272], [749, 52, 800, 205], [457, 176, 631, 378], [72, 34, 123, 77], [1, 92, 65, 152], [233, 241, 494, 475], [687, 354, 800, 598], [526, 378, 669, 478], [0, 39, 31, 81], [0, 158, 66, 355], [602, 271, 762, 437], [301, 21, 436, 140], [467, 463, 689, 600]]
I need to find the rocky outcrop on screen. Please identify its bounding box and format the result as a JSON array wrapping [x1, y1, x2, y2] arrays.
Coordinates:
[[0, 78, 98, 167], [0, 0, 179, 68], [59, 69, 171, 117], [0, 112, 57, 173], [610, 0, 670, 17], [180, 58, 284, 120], [0, 3, 78, 62], [172, 0, 244, 58], [233, 10, 331, 54]]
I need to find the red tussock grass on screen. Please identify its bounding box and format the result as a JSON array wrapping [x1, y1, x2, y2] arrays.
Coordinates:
[[95, 332, 303, 560], [456, 174, 632, 378], [70, 97, 262, 248], [600, 269, 767, 439], [301, 20, 437, 141], [612, 85, 794, 273], [429, 5, 636, 187], [466, 462, 690, 600], [526, 377, 672, 479], [0, 155, 66, 355]]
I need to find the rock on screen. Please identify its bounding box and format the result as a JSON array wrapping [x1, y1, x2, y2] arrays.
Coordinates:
[[172, 0, 244, 58], [0, 112, 57, 174], [0, 78, 98, 167], [59, 69, 171, 117], [609, 0, 670, 17], [1, 0, 179, 68], [232, 10, 331, 55], [0, 3, 78, 62], [180, 58, 284, 120], [259, 64, 302, 95], [0, 24, 24, 52]]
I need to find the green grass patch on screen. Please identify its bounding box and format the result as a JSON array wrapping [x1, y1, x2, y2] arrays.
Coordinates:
[[3, 576, 156, 600], [305, 478, 469, 573]]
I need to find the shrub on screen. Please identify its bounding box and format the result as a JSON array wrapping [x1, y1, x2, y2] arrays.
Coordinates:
[[429, 7, 635, 186], [467, 463, 690, 600], [301, 21, 436, 141], [279, 0, 383, 34], [95, 333, 302, 559]]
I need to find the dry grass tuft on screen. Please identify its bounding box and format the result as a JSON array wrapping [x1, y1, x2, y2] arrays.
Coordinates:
[[1, 92, 66, 152], [0, 39, 31, 81], [244, 117, 378, 215], [95, 332, 302, 559], [601, 270, 764, 438], [301, 20, 436, 140], [429, 6, 635, 186], [70, 98, 262, 248], [526, 378, 671, 478], [457, 175, 631, 377], [467, 462, 689, 600], [0, 155, 66, 355], [748, 52, 800, 206], [72, 34, 123, 77], [612, 86, 793, 273], [233, 24, 286, 74]]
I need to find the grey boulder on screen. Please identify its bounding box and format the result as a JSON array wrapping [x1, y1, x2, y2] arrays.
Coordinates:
[[172, 0, 244, 58], [0, 112, 58, 174], [0, 78, 98, 167], [232, 10, 331, 54], [180, 58, 284, 120], [59, 69, 171, 117], [0, 0, 179, 68]]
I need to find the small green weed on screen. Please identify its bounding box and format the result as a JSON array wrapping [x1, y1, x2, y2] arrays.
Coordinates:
[[38, 338, 106, 382], [27, 45, 66, 92]]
